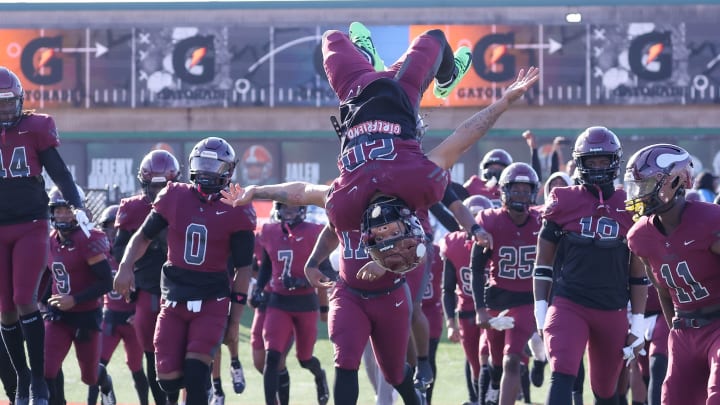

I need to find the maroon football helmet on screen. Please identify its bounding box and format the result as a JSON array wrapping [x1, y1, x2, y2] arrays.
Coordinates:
[[572, 126, 622, 186], [273, 202, 307, 228], [138, 150, 180, 200], [361, 196, 426, 274], [624, 144, 693, 217], [480, 149, 513, 182], [48, 184, 86, 232], [0, 67, 24, 129], [499, 162, 539, 212], [97, 204, 119, 245], [462, 195, 494, 217], [189, 137, 237, 194]]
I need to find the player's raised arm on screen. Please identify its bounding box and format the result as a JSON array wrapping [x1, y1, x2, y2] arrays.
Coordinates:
[[220, 182, 329, 209]]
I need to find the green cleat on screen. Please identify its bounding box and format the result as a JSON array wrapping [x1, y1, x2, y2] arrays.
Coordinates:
[[433, 46, 472, 99], [349, 21, 385, 72]]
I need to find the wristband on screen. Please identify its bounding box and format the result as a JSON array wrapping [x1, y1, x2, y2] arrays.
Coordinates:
[[534, 300, 548, 331], [230, 292, 248, 305], [319, 305, 329, 314]]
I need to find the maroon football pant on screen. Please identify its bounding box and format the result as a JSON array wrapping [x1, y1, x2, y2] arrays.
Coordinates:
[[101, 322, 143, 372], [544, 296, 627, 398], [663, 321, 720, 405], [422, 303, 443, 340], [459, 317, 481, 379], [0, 220, 49, 311], [263, 307, 318, 361], [44, 320, 101, 385], [329, 282, 412, 385], [251, 307, 266, 351], [486, 305, 534, 367], [153, 297, 229, 374], [322, 29, 445, 107], [133, 290, 161, 353]]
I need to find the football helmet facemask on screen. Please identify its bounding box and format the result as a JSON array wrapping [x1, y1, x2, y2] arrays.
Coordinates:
[[480, 149, 513, 182], [572, 126, 622, 186], [624, 144, 693, 218], [499, 162, 539, 212], [189, 137, 237, 195], [360, 196, 426, 274], [48, 184, 86, 232], [274, 202, 307, 228], [0, 67, 24, 129], [138, 150, 180, 201]]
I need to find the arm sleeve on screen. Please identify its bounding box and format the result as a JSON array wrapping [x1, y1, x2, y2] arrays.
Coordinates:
[[112, 229, 132, 263], [429, 203, 460, 232], [442, 260, 458, 319], [530, 147, 542, 182], [73, 260, 113, 304], [39, 148, 83, 208], [256, 249, 272, 290], [230, 230, 255, 268], [140, 211, 169, 240], [470, 243, 492, 309]]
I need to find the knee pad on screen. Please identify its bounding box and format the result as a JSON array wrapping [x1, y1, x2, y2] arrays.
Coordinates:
[[593, 392, 618, 405], [157, 378, 183, 394], [183, 358, 210, 390]]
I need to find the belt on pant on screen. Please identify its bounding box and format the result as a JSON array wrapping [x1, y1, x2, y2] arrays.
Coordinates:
[[345, 278, 406, 300], [672, 317, 719, 330]]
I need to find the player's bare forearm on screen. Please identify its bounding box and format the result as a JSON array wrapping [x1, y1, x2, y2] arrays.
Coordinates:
[[306, 225, 339, 268], [119, 231, 152, 271], [448, 200, 477, 232], [629, 254, 648, 315], [644, 259, 675, 327], [253, 182, 328, 208], [229, 264, 252, 324], [428, 98, 510, 170]]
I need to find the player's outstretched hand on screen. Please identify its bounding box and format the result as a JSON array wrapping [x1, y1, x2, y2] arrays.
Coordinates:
[[305, 266, 335, 289], [220, 183, 256, 208], [503, 66, 540, 104], [356, 261, 387, 282]]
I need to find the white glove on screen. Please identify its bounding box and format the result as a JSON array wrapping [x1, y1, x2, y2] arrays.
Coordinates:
[[74, 209, 93, 238], [488, 309, 515, 331], [164, 300, 177, 308], [622, 334, 647, 366], [534, 300, 548, 331]]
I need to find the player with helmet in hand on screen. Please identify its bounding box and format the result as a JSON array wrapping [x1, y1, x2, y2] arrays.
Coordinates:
[[464, 149, 514, 207], [113, 137, 257, 405], [0, 66, 86, 405], [625, 144, 720, 405], [533, 127, 647, 405], [255, 202, 332, 405], [112, 148, 180, 405], [42, 186, 116, 405], [469, 162, 541, 405], [88, 205, 149, 405]]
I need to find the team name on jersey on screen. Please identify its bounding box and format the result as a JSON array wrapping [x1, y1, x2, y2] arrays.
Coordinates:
[[346, 120, 401, 140]]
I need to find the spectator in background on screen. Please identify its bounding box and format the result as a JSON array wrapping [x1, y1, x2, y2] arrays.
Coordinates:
[[693, 170, 718, 202]]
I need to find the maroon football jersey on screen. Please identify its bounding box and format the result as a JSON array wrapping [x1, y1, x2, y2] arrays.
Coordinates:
[[543, 185, 634, 238], [325, 139, 448, 232], [1, 113, 59, 178], [335, 228, 405, 290], [48, 228, 110, 312], [628, 201, 720, 312], [464, 175, 501, 207], [478, 208, 541, 293], [440, 231, 475, 313], [104, 256, 134, 312], [421, 244, 443, 308], [153, 182, 256, 273], [115, 194, 152, 232], [257, 221, 324, 295]]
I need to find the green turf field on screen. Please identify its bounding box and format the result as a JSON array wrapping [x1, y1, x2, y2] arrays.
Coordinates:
[[30, 308, 608, 405]]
